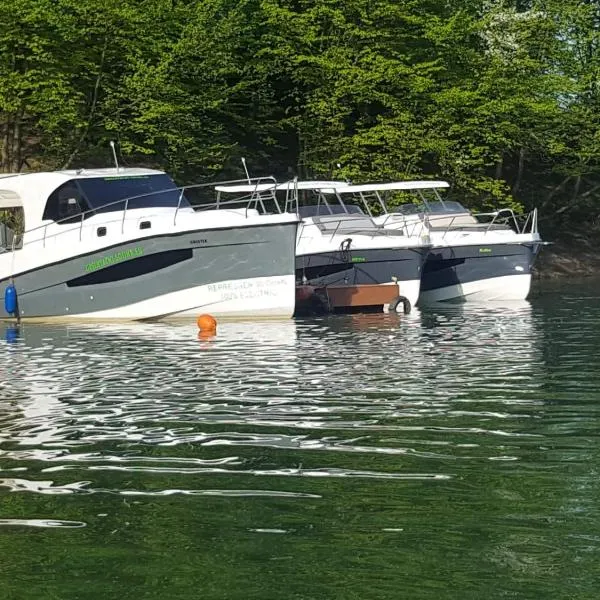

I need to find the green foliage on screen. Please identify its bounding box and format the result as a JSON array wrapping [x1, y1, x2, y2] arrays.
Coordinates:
[[0, 0, 598, 223], [0, 207, 24, 235]]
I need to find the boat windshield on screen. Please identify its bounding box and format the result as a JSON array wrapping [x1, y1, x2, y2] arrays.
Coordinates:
[[77, 174, 191, 213], [299, 204, 364, 218], [392, 203, 421, 215], [424, 200, 468, 213], [392, 200, 468, 215]]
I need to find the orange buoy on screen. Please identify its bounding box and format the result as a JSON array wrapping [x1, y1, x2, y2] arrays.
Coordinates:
[[198, 330, 216, 341], [197, 313, 217, 334]]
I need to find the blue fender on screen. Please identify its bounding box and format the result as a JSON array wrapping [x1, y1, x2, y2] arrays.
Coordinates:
[[4, 284, 17, 315]]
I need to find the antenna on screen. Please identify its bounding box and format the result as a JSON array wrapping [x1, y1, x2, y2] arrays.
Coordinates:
[[241, 157, 251, 183], [110, 141, 120, 172]]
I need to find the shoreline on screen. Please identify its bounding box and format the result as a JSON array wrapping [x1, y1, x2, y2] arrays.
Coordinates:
[[534, 241, 600, 280]]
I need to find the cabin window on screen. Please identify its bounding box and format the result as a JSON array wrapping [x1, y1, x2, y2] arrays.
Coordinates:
[[76, 174, 191, 213], [42, 174, 192, 224], [0, 207, 25, 249], [66, 249, 193, 287], [43, 181, 90, 224]]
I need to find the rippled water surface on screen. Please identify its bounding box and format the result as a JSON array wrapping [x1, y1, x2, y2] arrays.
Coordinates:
[[2, 280, 600, 599]]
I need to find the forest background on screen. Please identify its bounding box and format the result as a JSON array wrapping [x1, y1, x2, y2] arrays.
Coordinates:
[[1, 0, 599, 270]]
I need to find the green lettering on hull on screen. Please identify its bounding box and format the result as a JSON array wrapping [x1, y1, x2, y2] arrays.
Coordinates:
[[85, 247, 144, 272]]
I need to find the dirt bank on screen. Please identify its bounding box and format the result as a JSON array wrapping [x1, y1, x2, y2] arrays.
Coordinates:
[[535, 238, 600, 279]]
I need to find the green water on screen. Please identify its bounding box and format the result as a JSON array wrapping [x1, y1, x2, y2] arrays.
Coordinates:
[[1, 280, 600, 599]]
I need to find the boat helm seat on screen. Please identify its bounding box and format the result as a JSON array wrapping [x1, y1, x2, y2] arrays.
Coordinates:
[[57, 185, 85, 220], [310, 214, 407, 237], [299, 204, 364, 218], [425, 213, 479, 229]]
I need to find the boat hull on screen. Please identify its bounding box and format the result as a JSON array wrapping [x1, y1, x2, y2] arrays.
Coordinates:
[[418, 242, 540, 304], [0, 222, 297, 320], [295, 247, 427, 308]]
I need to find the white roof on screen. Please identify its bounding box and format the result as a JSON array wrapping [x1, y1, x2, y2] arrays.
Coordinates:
[[285, 180, 347, 191], [214, 182, 278, 193], [329, 181, 450, 194], [215, 180, 347, 193], [0, 167, 168, 231], [214, 180, 450, 195], [0, 167, 164, 181], [0, 189, 22, 209], [54, 167, 164, 179]]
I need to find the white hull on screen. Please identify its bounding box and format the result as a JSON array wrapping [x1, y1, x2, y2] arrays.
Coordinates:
[[396, 278, 421, 309], [72, 275, 295, 320], [418, 274, 532, 304]]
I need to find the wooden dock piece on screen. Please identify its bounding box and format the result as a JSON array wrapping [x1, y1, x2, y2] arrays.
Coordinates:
[[317, 283, 400, 308]]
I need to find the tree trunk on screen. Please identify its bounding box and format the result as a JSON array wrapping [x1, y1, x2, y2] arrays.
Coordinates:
[[512, 147, 525, 197], [297, 131, 306, 179], [1, 117, 11, 173], [540, 176, 570, 210], [571, 175, 582, 202], [495, 155, 503, 179], [12, 110, 22, 172]]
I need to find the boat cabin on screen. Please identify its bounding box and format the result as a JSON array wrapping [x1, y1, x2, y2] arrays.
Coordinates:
[[0, 168, 189, 252]]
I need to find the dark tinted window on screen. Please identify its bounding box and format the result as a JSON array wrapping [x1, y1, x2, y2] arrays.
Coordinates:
[[66, 249, 193, 287], [43, 181, 90, 224], [77, 174, 191, 213], [43, 174, 192, 224]]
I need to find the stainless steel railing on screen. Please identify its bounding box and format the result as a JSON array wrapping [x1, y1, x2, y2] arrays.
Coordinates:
[[8, 176, 279, 254]]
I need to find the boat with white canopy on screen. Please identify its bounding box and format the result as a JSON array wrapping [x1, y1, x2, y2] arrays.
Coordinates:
[[215, 180, 431, 311], [324, 181, 544, 303]]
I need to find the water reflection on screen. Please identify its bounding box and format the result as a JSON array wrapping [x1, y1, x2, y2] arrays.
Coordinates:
[[0, 518, 86, 528], [3, 290, 600, 599], [1, 319, 301, 438], [0, 303, 544, 483]]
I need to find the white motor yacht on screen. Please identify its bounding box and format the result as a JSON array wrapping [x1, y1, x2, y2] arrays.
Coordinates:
[[0, 168, 299, 320], [215, 180, 430, 310], [328, 181, 544, 303]]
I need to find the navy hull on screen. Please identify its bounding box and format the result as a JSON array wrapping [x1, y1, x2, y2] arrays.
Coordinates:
[[419, 242, 541, 302], [296, 247, 428, 287]]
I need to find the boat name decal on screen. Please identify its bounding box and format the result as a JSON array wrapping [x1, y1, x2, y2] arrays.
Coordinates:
[[351, 257, 367, 263], [85, 247, 144, 272], [479, 248, 492, 253], [103, 176, 150, 181], [207, 278, 288, 301]]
